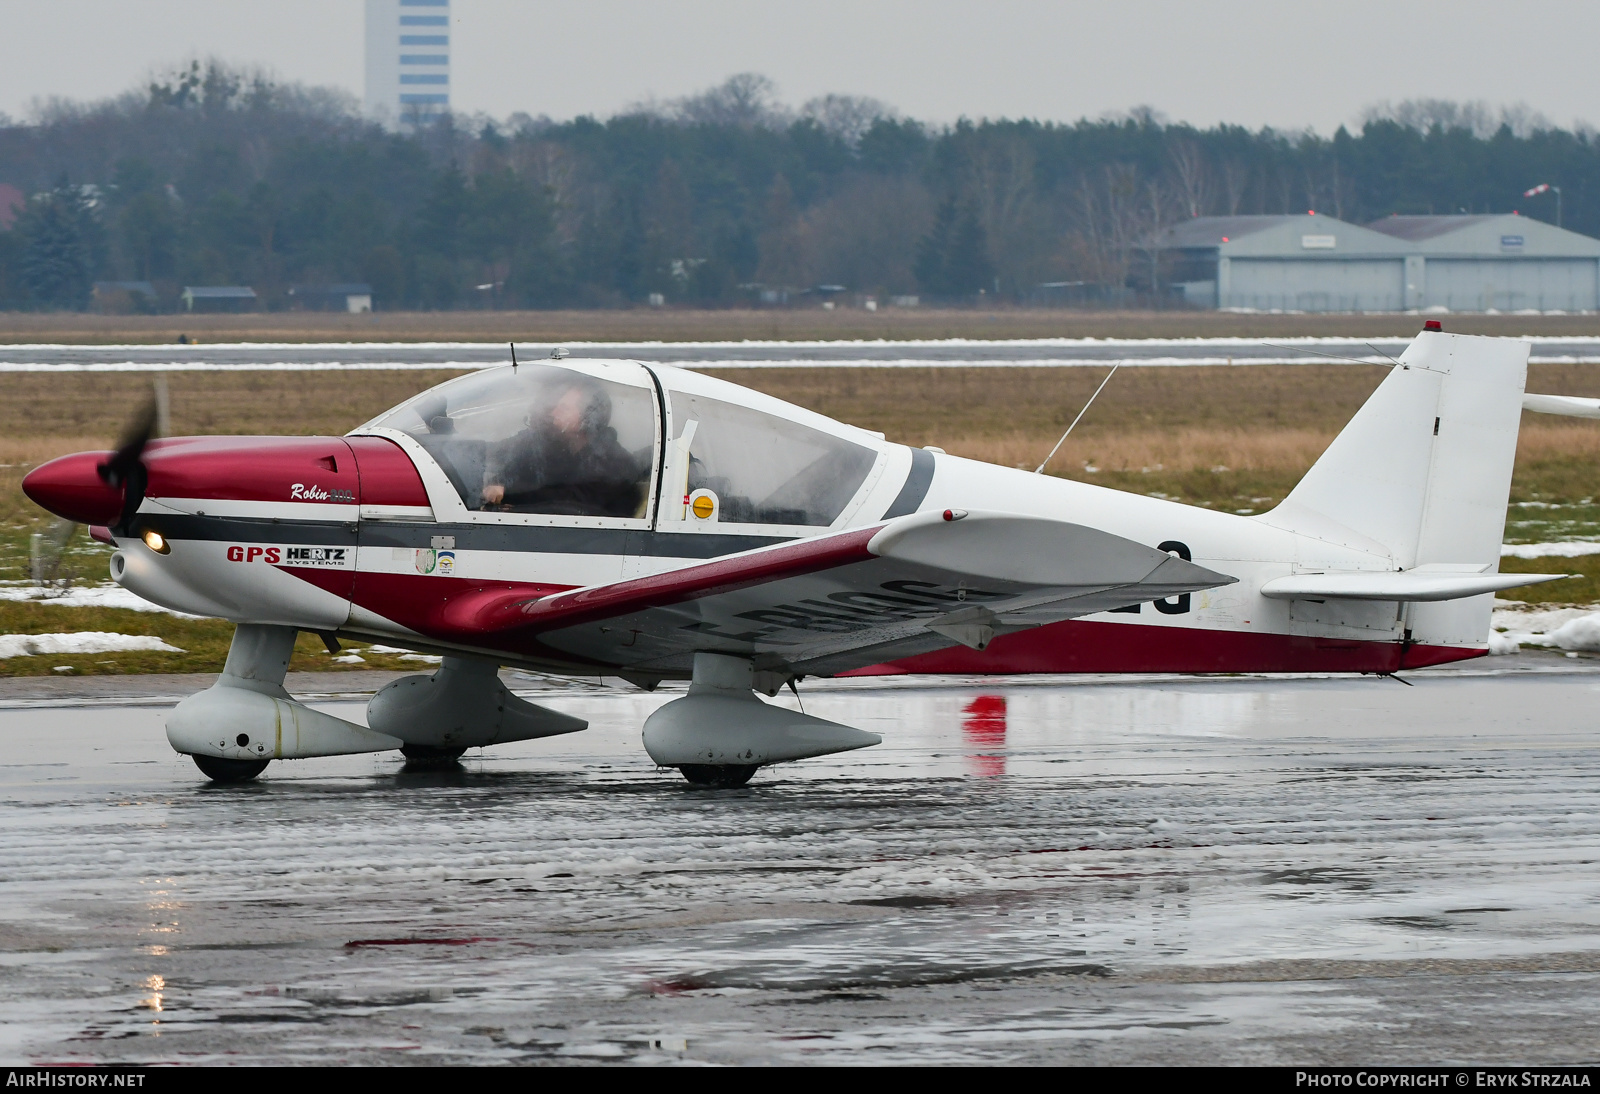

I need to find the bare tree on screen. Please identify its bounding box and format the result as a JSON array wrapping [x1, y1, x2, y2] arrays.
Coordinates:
[[1073, 163, 1143, 287], [1218, 159, 1250, 216], [1360, 98, 1553, 138], [799, 94, 895, 146], [958, 132, 1045, 292], [1066, 163, 1181, 298], [1167, 137, 1211, 218], [756, 175, 808, 287], [512, 139, 584, 247], [649, 74, 792, 130], [804, 175, 934, 294]]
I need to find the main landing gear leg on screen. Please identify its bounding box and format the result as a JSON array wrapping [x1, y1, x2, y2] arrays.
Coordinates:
[[642, 652, 882, 787], [166, 624, 402, 783], [367, 655, 587, 766]]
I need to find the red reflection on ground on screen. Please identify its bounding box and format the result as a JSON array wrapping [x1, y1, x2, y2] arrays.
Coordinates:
[[962, 694, 1007, 777]]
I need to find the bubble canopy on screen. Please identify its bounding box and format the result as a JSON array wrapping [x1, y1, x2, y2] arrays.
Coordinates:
[[367, 361, 659, 518], [365, 360, 881, 528]]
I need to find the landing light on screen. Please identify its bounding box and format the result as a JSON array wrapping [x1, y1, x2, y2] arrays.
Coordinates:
[[142, 530, 170, 554]]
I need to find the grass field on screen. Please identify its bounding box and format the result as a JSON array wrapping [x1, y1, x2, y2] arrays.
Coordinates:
[[5, 307, 1600, 344], [5, 359, 1600, 675]]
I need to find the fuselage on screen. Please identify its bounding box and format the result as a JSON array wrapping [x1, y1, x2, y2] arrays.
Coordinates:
[[24, 358, 1486, 679]]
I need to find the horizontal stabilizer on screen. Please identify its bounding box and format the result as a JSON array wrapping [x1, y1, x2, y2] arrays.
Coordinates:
[[1261, 567, 1570, 602], [1524, 393, 1600, 419]]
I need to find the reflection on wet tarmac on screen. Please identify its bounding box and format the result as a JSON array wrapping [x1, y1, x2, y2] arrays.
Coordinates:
[[1, 668, 1599, 1064], [962, 694, 1007, 778]]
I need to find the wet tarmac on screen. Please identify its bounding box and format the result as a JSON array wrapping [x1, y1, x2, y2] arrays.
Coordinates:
[[2, 660, 1599, 1065]]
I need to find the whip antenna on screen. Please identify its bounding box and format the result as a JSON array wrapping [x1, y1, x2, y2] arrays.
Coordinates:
[[1035, 364, 1119, 475]]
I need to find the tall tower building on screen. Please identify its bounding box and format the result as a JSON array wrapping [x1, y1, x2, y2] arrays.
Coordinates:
[[364, 0, 451, 127]]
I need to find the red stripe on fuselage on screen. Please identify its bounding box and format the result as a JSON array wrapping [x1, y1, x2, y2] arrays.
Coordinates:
[[282, 526, 878, 656], [279, 567, 576, 641], [845, 616, 1483, 676]]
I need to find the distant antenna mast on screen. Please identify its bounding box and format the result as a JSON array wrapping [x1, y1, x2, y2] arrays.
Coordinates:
[[1035, 364, 1120, 475], [509, 342, 518, 372]]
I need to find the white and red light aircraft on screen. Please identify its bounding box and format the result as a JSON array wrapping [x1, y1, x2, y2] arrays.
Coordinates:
[[22, 326, 1569, 786]]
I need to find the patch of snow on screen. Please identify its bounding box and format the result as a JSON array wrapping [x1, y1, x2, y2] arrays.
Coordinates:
[[331, 653, 366, 664], [365, 644, 414, 654], [1491, 602, 1600, 651], [402, 654, 443, 664], [1487, 631, 1521, 655], [1492, 604, 1594, 635], [1547, 614, 1600, 652], [0, 632, 184, 658], [0, 583, 197, 616], [1501, 542, 1600, 559]]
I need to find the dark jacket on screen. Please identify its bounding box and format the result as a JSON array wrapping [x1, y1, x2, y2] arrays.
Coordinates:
[[483, 426, 643, 517]]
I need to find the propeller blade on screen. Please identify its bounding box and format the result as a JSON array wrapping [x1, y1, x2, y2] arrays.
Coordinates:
[[30, 518, 79, 588], [94, 380, 169, 531], [97, 393, 158, 490]]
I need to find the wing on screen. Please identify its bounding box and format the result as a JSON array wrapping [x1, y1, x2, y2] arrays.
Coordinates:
[[458, 510, 1236, 679], [1524, 393, 1600, 419]]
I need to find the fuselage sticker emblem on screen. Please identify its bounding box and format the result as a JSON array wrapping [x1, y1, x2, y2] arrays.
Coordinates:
[[229, 545, 350, 568], [416, 548, 437, 574], [282, 546, 350, 568], [436, 550, 456, 575]]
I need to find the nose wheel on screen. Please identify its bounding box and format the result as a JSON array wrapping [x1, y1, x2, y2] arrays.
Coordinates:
[[192, 755, 269, 783], [678, 764, 758, 788]]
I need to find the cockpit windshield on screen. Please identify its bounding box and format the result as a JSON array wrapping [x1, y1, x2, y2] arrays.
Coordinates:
[[369, 363, 657, 518]]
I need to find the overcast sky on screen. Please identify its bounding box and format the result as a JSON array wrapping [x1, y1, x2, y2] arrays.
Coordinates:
[[1, 0, 1596, 133]]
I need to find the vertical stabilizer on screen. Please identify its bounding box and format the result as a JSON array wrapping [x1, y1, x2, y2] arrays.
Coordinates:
[[1259, 331, 1530, 648], [1263, 331, 1528, 568]]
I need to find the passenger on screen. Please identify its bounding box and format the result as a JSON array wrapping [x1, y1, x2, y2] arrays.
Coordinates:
[[481, 379, 643, 516]]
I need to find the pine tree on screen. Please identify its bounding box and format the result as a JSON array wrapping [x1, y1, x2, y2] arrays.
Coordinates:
[[17, 184, 98, 310], [915, 198, 992, 298], [914, 198, 958, 296], [946, 204, 994, 296]]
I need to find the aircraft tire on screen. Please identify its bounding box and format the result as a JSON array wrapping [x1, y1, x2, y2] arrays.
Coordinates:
[[400, 744, 468, 771], [678, 764, 758, 788], [192, 755, 269, 783]]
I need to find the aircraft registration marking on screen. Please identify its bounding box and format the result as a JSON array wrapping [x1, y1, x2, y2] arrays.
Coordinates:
[[684, 579, 1006, 641]]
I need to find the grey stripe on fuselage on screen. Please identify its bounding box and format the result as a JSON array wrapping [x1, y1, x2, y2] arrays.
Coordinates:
[[137, 513, 789, 558], [882, 447, 935, 519], [360, 522, 790, 558]]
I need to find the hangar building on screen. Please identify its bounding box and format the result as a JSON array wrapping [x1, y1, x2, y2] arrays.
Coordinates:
[[1148, 212, 1600, 312]]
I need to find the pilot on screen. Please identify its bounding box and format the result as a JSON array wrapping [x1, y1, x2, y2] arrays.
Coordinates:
[[481, 378, 643, 517]]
